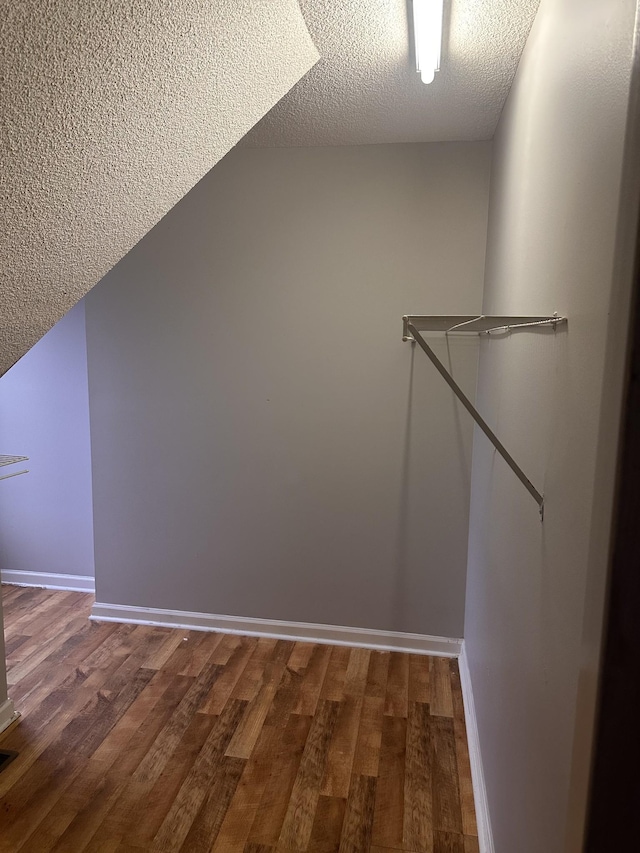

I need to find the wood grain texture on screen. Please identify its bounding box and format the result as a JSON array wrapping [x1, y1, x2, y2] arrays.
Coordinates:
[[352, 696, 385, 778], [0, 585, 477, 852], [463, 835, 481, 853], [434, 830, 466, 852], [432, 716, 463, 835], [247, 713, 312, 847], [371, 715, 407, 849], [449, 660, 478, 837], [278, 699, 340, 849], [384, 652, 409, 718], [338, 774, 377, 853], [430, 658, 454, 718], [403, 701, 433, 853]]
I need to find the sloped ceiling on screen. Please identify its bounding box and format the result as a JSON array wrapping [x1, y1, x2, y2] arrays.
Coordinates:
[[0, 0, 318, 376], [245, 0, 541, 146]]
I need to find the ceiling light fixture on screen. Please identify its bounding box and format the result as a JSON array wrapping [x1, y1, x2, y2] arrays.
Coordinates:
[[412, 0, 444, 84]]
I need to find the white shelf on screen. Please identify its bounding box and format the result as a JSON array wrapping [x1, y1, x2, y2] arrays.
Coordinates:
[[402, 313, 567, 518], [403, 314, 567, 338], [0, 455, 29, 481]]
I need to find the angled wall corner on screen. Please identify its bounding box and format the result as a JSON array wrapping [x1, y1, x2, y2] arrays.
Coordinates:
[[0, 0, 319, 376]]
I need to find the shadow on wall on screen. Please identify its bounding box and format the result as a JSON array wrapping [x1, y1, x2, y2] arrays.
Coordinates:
[[392, 340, 474, 634]]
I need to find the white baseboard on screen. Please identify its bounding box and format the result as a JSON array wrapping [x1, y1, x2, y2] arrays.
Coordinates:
[[0, 698, 19, 736], [90, 601, 462, 657], [1, 570, 95, 594], [458, 642, 494, 853]]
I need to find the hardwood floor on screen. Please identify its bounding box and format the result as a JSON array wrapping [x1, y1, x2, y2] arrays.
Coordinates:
[[0, 585, 478, 853]]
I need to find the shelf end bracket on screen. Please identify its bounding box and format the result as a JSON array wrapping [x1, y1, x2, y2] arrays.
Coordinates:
[[405, 322, 544, 517]]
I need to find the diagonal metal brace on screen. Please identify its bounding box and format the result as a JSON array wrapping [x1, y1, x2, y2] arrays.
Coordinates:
[[406, 323, 544, 519]]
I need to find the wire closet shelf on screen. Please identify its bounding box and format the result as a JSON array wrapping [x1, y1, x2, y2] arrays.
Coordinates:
[[402, 313, 567, 520], [0, 455, 29, 482]]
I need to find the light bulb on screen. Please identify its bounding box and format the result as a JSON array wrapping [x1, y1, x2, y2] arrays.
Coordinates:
[[412, 0, 444, 85]]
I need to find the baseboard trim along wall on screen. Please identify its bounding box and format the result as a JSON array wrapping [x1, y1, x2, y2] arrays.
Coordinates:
[[90, 601, 463, 657], [1, 570, 95, 594], [458, 642, 495, 853], [0, 698, 19, 736]]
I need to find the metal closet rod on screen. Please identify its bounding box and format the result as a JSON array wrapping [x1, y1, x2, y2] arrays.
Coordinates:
[[402, 314, 567, 519]]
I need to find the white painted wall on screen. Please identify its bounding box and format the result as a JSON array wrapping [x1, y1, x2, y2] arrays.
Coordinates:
[[86, 142, 491, 638], [0, 302, 95, 578], [464, 2, 638, 851]]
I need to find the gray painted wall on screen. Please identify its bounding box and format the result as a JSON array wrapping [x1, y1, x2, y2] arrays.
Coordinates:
[[464, 1, 638, 851], [0, 302, 95, 578], [86, 142, 491, 638]]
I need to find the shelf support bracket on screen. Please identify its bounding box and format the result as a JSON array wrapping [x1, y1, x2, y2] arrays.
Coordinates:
[[405, 323, 544, 519]]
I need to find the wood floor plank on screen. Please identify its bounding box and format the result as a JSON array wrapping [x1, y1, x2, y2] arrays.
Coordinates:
[[160, 630, 216, 677], [403, 701, 433, 853], [432, 716, 463, 834], [371, 715, 406, 849], [434, 830, 466, 853], [118, 662, 222, 788], [247, 714, 313, 847], [198, 636, 257, 715], [409, 654, 431, 704], [80, 675, 194, 847], [22, 760, 127, 853], [151, 700, 247, 852], [307, 795, 346, 852], [47, 618, 118, 666], [226, 660, 287, 760], [104, 674, 193, 781], [6, 614, 90, 685], [0, 666, 156, 851], [207, 632, 245, 665], [143, 629, 185, 671], [175, 755, 246, 852], [211, 724, 281, 852], [320, 695, 363, 798], [352, 696, 385, 777], [292, 644, 332, 716], [0, 589, 477, 853], [6, 608, 84, 666], [4, 633, 32, 657], [287, 640, 315, 674], [126, 712, 217, 847], [430, 657, 454, 718], [263, 665, 304, 729], [449, 660, 478, 838], [365, 650, 390, 699], [344, 648, 371, 698], [370, 848, 419, 853], [3, 590, 60, 639], [384, 652, 409, 718], [338, 774, 377, 853], [231, 637, 279, 701], [278, 700, 340, 850], [319, 645, 351, 702], [0, 654, 147, 797]]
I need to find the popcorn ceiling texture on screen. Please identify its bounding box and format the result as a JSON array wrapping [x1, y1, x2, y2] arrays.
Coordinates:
[[245, 0, 541, 147], [0, 0, 318, 376]]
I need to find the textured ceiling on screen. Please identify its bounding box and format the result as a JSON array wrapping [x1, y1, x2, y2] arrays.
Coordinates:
[[244, 0, 541, 146], [0, 0, 318, 376]]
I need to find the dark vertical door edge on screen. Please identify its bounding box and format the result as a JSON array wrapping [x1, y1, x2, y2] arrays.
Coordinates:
[[585, 174, 640, 850]]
